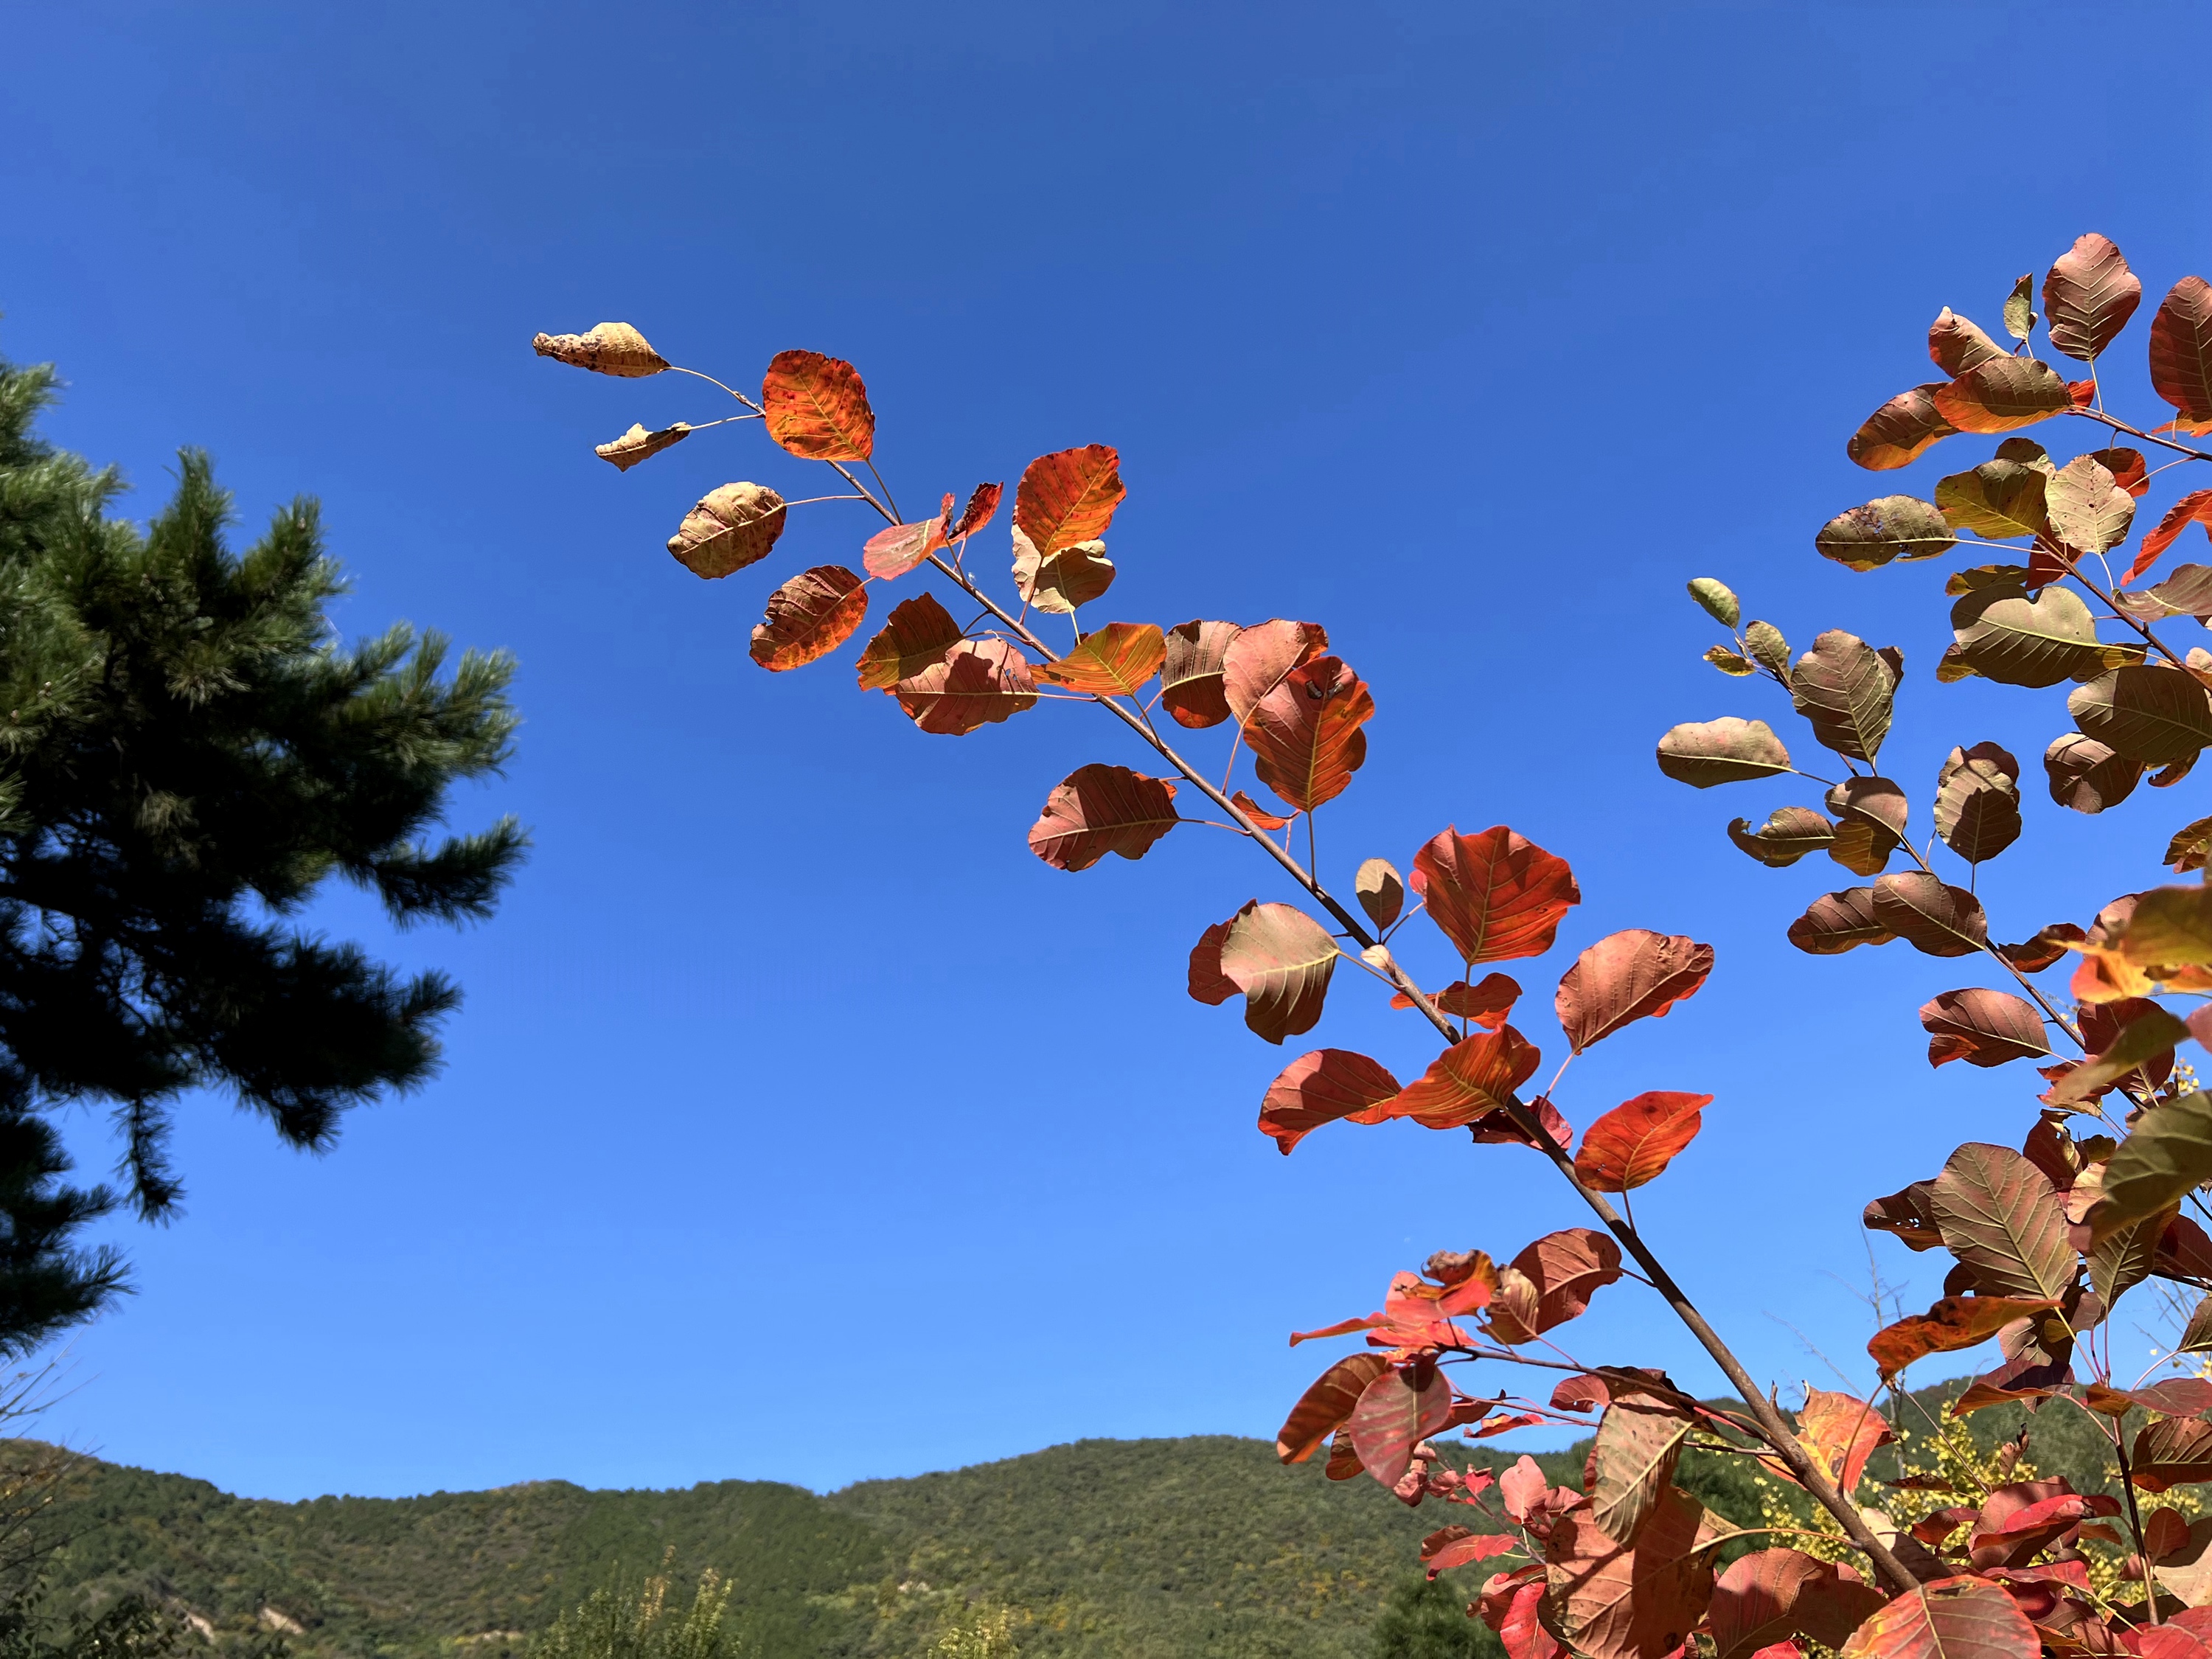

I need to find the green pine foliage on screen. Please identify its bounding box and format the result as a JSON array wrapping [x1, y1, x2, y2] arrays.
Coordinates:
[[0, 349, 526, 1352]]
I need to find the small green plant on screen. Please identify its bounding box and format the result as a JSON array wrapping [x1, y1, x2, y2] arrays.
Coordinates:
[[528, 1566, 733, 1659]]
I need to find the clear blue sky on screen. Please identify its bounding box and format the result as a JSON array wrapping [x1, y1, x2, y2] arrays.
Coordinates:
[[5, 0, 2208, 1501]]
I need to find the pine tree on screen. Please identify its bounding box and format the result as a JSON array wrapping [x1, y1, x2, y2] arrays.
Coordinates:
[[0, 349, 526, 1352]]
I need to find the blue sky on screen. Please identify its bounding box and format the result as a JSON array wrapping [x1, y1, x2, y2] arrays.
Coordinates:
[[5, 0, 2211, 1500]]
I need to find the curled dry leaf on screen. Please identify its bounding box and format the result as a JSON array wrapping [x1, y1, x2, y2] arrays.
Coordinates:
[[1868, 1295, 2064, 1380], [1927, 308, 2005, 378], [1919, 990, 2052, 1070], [947, 481, 1002, 543], [760, 349, 875, 461], [1381, 1026, 1543, 1130], [894, 639, 1037, 735], [1949, 585, 2105, 688], [2044, 734, 2141, 814], [1411, 825, 1579, 966], [2045, 456, 2135, 555], [2168, 813, 2212, 872], [1245, 656, 1374, 812], [1864, 1181, 1944, 1251], [1355, 858, 1405, 931], [2043, 233, 2143, 361], [1026, 763, 1180, 871], [1010, 529, 1115, 614], [1160, 620, 1241, 728], [1222, 619, 1329, 726], [749, 565, 869, 671], [2151, 276, 2212, 423], [1276, 1352, 1391, 1463], [1870, 873, 1988, 957], [1815, 496, 1954, 571], [1655, 717, 1792, 787], [1787, 888, 1894, 956], [1573, 1092, 1711, 1193], [1259, 1048, 1402, 1155], [1935, 462, 2048, 539], [1997, 925, 2083, 974], [1727, 807, 1834, 868], [863, 516, 949, 580], [2069, 665, 2212, 765], [594, 421, 690, 470], [855, 591, 963, 690], [1032, 622, 1166, 697], [667, 481, 787, 579], [1933, 358, 2073, 434], [1556, 930, 1714, 1053], [1849, 383, 1955, 470], [532, 321, 669, 377], [1012, 445, 1126, 556], [1220, 902, 1339, 1044]]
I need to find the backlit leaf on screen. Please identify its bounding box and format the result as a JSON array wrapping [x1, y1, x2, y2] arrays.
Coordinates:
[[1574, 1092, 1711, 1193], [1421, 1527, 1522, 1574], [2168, 814, 2212, 872], [1868, 1295, 2064, 1380], [1837, 1577, 2037, 1659], [1934, 462, 2048, 539], [1276, 1352, 1390, 1462], [1220, 902, 1339, 1044], [1826, 816, 1897, 877], [2069, 665, 2212, 765], [947, 481, 1002, 543], [1786, 888, 1894, 955], [1543, 1480, 1716, 1659], [1744, 622, 1791, 680], [1355, 858, 1405, 931], [667, 481, 787, 579], [2135, 492, 2212, 582], [1187, 909, 1247, 1006], [1929, 1143, 2075, 1301], [761, 349, 875, 461], [894, 639, 1038, 735], [1426, 974, 1520, 1024], [2044, 734, 2142, 814], [1489, 1228, 1623, 1340], [2131, 1416, 2212, 1493], [2114, 565, 2212, 624], [1934, 742, 2023, 863], [1556, 931, 1714, 1053], [1950, 584, 2105, 687], [1849, 384, 1955, 470], [1919, 990, 2051, 1070], [1728, 807, 1835, 867], [1160, 620, 1241, 728], [1229, 790, 1293, 832], [1381, 1026, 1543, 1130], [1026, 763, 1180, 871], [2151, 277, 2212, 422], [1688, 579, 1741, 626], [1795, 1391, 1894, 1497], [2044, 234, 2143, 361], [1871, 873, 1987, 957], [1013, 445, 1126, 555], [2045, 456, 2135, 554], [1928, 308, 2006, 377], [1791, 631, 1896, 763], [1011, 528, 1115, 613], [1222, 620, 1329, 726], [1259, 1048, 1402, 1155], [1706, 647, 1755, 676], [533, 321, 668, 377], [1243, 657, 1374, 813], [1411, 826, 1580, 965], [2089, 1200, 2175, 1309], [1032, 622, 1166, 697], [2003, 274, 2037, 341], [1347, 1362, 1453, 1487], [862, 515, 949, 580], [2088, 446, 2149, 498], [1656, 717, 1793, 787], [1592, 1402, 1691, 1545], [1711, 1549, 1887, 1659], [1933, 358, 2072, 434], [2059, 1006, 2191, 1116], [594, 420, 690, 470], [2121, 883, 2212, 966], [1815, 496, 1955, 571], [749, 565, 869, 670], [855, 592, 963, 690]]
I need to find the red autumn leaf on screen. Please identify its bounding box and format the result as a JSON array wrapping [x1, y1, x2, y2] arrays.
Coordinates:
[[1710, 1548, 1888, 1659], [2088, 446, 2149, 497], [1478, 1563, 1562, 1659], [862, 515, 949, 580], [1032, 622, 1167, 696], [1787, 1389, 1893, 1495], [1346, 1361, 1453, 1487], [1545, 1484, 1717, 1659], [1848, 383, 1956, 471], [1867, 1295, 2064, 1380], [761, 349, 875, 461], [1380, 1026, 1543, 1130], [1573, 1093, 1712, 1193], [894, 639, 1037, 735], [1245, 656, 1374, 812], [1932, 358, 2073, 434], [1472, 1411, 1547, 1439], [1026, 763, 1180, 871], [1927, 309, 2004, 378], [855, 592, 964, 690], [1488, 1228, 1624, 1341], [1257, 1048, 1402, 1155], [1186, 908, 1247, 1006], [2152, 276, 2212, 423], [2043, 234, 2142, 361], [1555, 930, 1715, 1053], [1012, 444, 1126, 555], [1221, 619, 1329, 726], [1219, 902, 1339, 1044], [1411, 825, 1581, 967], [1421, 1526, 1522, 1574], [2133, 1416, 2212, 1492], [947, 481, 1002, 543], [1275, 1352, 1390, 1464], [1969, 1492, 2121, 1571], [1470, 1091, 1571, 1150], [748, 565, 870, 671], [1229, 790, 1293, 831], [1918, 989, 2053, 1069], [1160, 620, 1242, 729], [2146, 1506, 2195, 1565], [2132, 490, 2212, 582], [1392, 973, 1521, 1026]]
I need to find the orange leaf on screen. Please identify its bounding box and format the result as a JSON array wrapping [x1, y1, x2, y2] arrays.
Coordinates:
[[1161, 620, 1242, 729], [1244, 657, 1374, 813], [748, 565, 869, 671], [2043, 234, 2142, 362], [1012, 444, 1125, 554], [1411, 825, 1581, 966], [1222, 619, 1329, 726], [1932, 358, 2073, 434], [1555, 930, 1714, 1053], [1792, 1389, 1893, 1495], [1026, 763, 1180, 871], [894, 639, 1037, 735], [1837, 1579, 2037, 1659], [1259, 1048, 1402, 1154], [1382, 1026, 1543, 1130], [1573, 1093, 1711, 1192], [862, 516, 949, 580], [2088, 446, 2149, 498], [2152, 276, 2212, 422], [1867, 1295, 2063, 1380], [760, 349, 875, 461], [855, 592, 964, 690], [1848, 384, 1955, 470], [1219, 902, 1339, 1044], [947, 481, 1003, 542], [1926, 310, 2004, 378], [1276, 1352, 1390, 1463], [1393, 973, 1521, 1026], [1032, 622, 1166, 696], [2132, 490, 2212, 582], [1230, 790, 1293, 832]]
